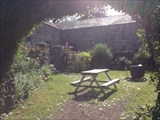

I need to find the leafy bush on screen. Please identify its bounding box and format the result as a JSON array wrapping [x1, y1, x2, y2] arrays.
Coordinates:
[[55, 43, 76, 71], [90, 43, 113, 68], [134, 29, 151, 64], [133, 29, 157, 70], [53, 43, 92, 72], [28, 45, 49, 66], [10, 45, 40, 74], [135, 29, 151, 59], [112, 56, 132, 70], [152, 41, 160, 69], [69, 52, 92, 72], [132, 104, 159, 120], [3, 41, 54, 105]]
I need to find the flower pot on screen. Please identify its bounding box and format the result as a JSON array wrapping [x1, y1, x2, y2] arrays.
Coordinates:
[[130, 64, 145, 78]]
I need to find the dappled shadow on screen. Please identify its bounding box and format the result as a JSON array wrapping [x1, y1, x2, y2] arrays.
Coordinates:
[[72, 90, 101, 102], [0, 76, 29, 114], [99, 89, 117, 101], [0, 78, 15, 114], [68, 88, 117, 102], [124, 77, 148, 82]]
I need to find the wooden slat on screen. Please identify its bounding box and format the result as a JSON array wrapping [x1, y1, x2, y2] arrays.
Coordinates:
[[100, 79, 120, 87], [81, 69, 109, 75], [70, 77, 92, 85], [74, 87, 88, 93], [97, 80, 109, 83], [71, 84, 101, 88]]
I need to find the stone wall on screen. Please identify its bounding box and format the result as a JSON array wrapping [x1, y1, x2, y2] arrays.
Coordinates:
[[60, 22, 139, 52], [28, 23, 61, 46], [28, 22, 139, 52], [27, 22, 140, 67]]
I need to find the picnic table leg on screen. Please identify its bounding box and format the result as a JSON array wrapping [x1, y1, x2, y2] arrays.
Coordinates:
[[73, 75, 85, 97], [89, 78, 95, 91], [92, 74, 106, 96], [104, 72, 117, 89]]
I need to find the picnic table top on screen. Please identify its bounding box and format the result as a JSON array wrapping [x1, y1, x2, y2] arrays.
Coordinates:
[[81, 69, 109, 75]]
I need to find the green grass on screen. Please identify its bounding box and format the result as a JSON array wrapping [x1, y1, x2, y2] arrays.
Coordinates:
[[3, 71, 157, 120], [3, 74, 74, 120]]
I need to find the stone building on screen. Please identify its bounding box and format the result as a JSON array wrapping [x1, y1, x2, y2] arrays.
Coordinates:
[[26, 14, 140, 68], [58, 16, 139, 52], [27, 14, 139, 53], [26, 22, 61, 46]]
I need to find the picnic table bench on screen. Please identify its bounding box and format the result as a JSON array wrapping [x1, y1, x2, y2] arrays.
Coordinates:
[[70, 69, 120, 97]]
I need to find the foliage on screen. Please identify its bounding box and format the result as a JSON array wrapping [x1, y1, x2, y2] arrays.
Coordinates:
[[133, 29, 154, 69], [55, 43, 91, 72], [69, 52, 92, 72], [107, 0, 160, 70], [108, 2, 160, 118], [112, 57, 132, 70], [90, 43, 113, 68], [56, 43, 76, 71], [1, 0, 159, 118], [153, 41, 160, 70], [134, 28, 160, 70], [133, 104, 155, 120], [13, 44, 49, 99], [0, 41, 54, 114], [0, 1, 103, 80], [28, 44, 49, 66], [10, 44, 40, 74], [2, 74, 74, 120], [2, 71, 157, 120], [135, 29, 151, 59]]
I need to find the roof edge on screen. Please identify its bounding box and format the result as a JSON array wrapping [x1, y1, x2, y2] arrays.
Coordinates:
[[43, 22, 62, 30]]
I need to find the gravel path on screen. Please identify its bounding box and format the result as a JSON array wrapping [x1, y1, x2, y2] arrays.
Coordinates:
[[43, 90, 131, 120]]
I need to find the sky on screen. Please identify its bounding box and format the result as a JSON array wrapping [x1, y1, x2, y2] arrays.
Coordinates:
[[105, 5, 124, 16], [49, 5, 125, 23]]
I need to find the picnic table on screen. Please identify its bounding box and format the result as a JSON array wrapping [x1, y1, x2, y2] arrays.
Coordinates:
[[70, 69, 120, 97]]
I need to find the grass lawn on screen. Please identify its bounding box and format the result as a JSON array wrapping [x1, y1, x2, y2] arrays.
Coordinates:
[[2, 71, 157, 120]]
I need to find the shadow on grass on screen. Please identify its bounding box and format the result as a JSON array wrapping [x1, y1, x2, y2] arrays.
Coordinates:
[[68, 89, 117, 102], [99, 89, 117, 101], [124, 77, 148, 82]]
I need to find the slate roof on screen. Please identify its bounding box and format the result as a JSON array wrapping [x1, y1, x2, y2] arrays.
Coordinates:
[[45, 14, 135, 30], [44, 22, 61, 30]]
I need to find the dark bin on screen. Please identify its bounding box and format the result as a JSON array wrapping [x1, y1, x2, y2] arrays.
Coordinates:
[[130, 64, 145, 78]]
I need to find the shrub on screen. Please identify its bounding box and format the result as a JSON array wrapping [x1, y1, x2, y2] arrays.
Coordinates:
[[56, 43, 76, 71], [1, 41, 54, 107], [53, 43, 92, 72], [69, 52, 92, 72], [90, 43, 113, 68], [112, 56, 132, 70], [134, 28, 156, 70]]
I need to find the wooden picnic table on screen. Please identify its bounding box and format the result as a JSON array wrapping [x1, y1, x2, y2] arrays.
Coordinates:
[[70, 69, 120, 97]]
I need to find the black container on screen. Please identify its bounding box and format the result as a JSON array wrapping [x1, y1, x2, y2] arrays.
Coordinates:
[[130, 64, 145, 78]]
